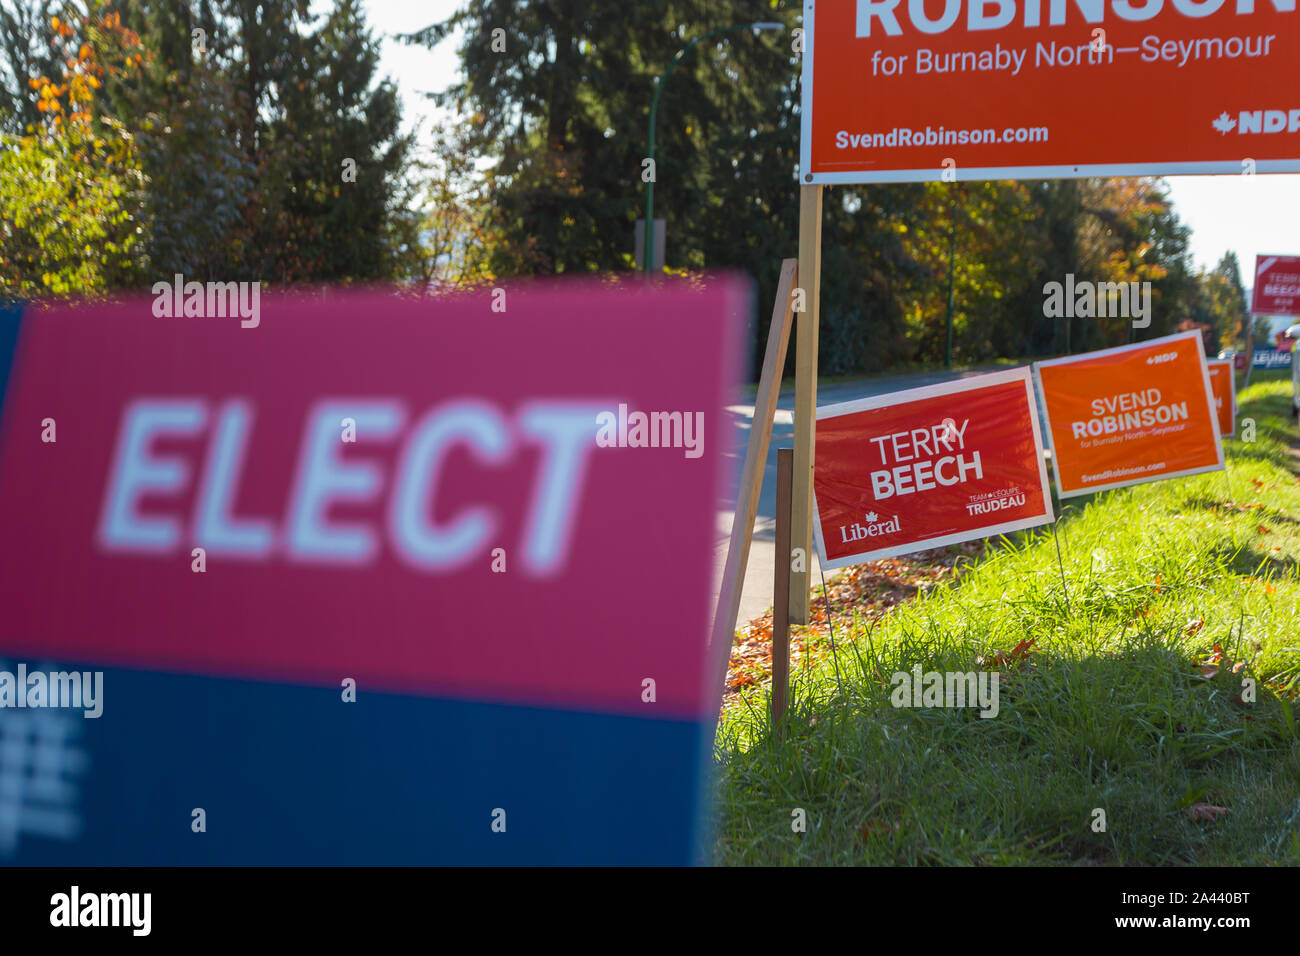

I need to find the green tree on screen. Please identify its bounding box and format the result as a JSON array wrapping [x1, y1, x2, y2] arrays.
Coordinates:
[[93, 0, 410, 283], [0, 0, 60, 135], [0, 5, 146, 297], [96, 0, 252, 278], [409, 112, 494, 290], [260, 0, 414, 282], [1208, 251, 1249, 352], [406, 1, 906, 377]]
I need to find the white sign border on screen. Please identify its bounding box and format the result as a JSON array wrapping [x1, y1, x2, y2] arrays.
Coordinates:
[[810, 367, 1055, 571], [1032, 331, 1225, 500], [797, 2, 1300, 185]]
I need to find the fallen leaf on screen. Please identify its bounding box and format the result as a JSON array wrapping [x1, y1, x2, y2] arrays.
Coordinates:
[[1009, 638, 1037, 660], [1186, 803, 1229, 822], [859, 820, 900, 839]]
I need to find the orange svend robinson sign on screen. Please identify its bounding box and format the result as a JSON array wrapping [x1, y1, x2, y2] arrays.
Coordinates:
[[1034, 332, 1224, 498], [1206, 357, 1238, 436], [800, 0, 1300, 183]]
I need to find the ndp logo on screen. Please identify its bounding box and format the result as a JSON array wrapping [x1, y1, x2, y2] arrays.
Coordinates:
[[1213, 109, 1300, 135]]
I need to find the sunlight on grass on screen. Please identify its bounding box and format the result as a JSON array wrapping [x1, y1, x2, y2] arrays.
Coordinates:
[[715, 372, 1300, 865]]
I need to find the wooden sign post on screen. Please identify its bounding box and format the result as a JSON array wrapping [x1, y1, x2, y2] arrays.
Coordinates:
[[710, 259, 798, 692], [772, 447, 793, 736], [792, 184, 823, 624]]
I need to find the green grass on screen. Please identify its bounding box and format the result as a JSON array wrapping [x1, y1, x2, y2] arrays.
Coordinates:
[[714, 371, 1300, 865]]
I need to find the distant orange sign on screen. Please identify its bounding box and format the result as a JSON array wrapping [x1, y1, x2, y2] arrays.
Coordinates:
[[801, 0, 1300, 183], [1206, 358, 1237, 437], [1034, 333, 1224, 498]]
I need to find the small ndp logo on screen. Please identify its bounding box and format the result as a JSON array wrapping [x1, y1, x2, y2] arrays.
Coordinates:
[[839, 510, 900, 544], [1213, 108, 1300, 136]]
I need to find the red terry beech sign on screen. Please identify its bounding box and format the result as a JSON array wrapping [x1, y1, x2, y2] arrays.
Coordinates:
[[812, 368, 1054, 569], [1252, 255, 1300, 317]]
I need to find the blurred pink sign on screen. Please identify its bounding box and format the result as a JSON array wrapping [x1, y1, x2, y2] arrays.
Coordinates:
[[0, 281, 746, 720]]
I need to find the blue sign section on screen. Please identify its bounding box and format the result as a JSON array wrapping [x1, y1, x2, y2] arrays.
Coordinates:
[[0, 664, 711, 865], [1252, 346, 1293, 369], [0, 303, 22, 423]]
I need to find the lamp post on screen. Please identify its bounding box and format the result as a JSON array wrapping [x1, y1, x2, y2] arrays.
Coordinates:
[[643, 22, 783, 274]]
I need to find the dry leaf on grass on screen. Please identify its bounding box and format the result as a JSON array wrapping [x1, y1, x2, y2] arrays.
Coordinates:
[[723, 543, 986, 701], [859, 820, 900, 839], [1185, 803, 1229, 822]]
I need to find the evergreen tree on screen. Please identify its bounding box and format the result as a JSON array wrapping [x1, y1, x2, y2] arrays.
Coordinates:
[[263, 0, 413, 281]]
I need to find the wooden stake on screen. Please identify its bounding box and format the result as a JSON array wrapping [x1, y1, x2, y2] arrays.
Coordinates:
[[792, 184, 823, 624], [772, 447, 793, 737], [710, 259, 798, 693]]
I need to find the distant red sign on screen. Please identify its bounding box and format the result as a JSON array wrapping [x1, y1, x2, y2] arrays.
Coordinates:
[[812, 368, 1053, 569], [1253, 255, 1300, 317]]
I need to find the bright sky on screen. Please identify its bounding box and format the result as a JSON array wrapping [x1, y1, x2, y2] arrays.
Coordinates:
[[355, 0, 461, 148], [356, 0, 1300, 290]]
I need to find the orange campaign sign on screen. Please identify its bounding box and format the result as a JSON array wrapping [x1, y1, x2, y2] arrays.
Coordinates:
[[1206, 357, 1237, 436], [800, 0, 1300, 183], [812, 368, 1054, 569], [1033, 332, 1224, 498]]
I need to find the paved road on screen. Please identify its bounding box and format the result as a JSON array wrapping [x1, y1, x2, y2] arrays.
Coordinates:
[[714, 367, 1010, 628]]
